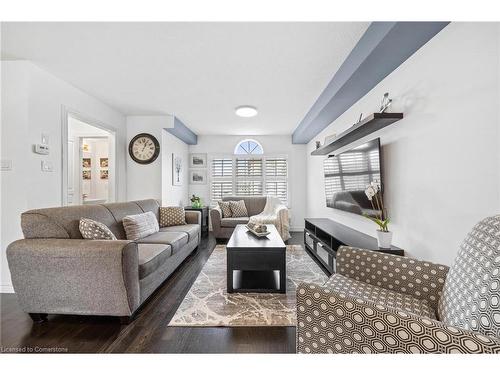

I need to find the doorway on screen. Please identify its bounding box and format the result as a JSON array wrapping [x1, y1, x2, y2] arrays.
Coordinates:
[[63, 112, 116, 206]]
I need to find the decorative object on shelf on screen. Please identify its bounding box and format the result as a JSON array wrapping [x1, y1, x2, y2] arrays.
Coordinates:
[[364, 181, 392, 248], [315, 141, 321, 149], [172, 153, 183, 186], [100, 170, 108, 180], [189, 169, 206, 185], [189, 153, 207, 168], [82, 170, 91, 180], [190, 194, 202, 208], [82, 143, 90, 152], [379, 92, 392, 113], [82, 158, 91, 168], [100, 158, 108, 168], [324, 133, 337, 145], [129, 133, 160, 164]]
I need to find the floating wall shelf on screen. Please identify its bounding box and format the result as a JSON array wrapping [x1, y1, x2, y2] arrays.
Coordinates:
[[311, 112, 403, 156]]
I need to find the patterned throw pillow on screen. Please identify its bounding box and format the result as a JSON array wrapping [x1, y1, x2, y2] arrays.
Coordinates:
[[122, 211, 159, 240], [79, 218, 117, 240], [159, 207, 186, 227], [229, 200, 248, 218], [218, 201, 232, 218]]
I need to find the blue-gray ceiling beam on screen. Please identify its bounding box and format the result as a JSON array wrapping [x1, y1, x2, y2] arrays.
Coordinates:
[[166, 116, 198, 145], [292, 21, 449, 144]]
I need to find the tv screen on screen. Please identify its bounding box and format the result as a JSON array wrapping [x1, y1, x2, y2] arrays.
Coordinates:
[[323, 138, 382, 218]]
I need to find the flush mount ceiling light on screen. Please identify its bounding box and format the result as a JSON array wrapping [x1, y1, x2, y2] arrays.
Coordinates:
[[235, 106, 258, 118]]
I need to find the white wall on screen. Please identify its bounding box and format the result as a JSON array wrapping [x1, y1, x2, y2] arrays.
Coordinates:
[[188, 135, 307, 230], [1, 61, 127, 292], [306, 23, 500, 266], [126, 115, 189, 206], [161, 131, 189, 206]]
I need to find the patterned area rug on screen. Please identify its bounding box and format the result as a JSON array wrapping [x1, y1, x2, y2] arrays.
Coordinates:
[[169, 244, 329, 327]]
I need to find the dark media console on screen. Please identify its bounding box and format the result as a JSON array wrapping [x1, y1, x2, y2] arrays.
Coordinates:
[[304, 218, 404, 275]]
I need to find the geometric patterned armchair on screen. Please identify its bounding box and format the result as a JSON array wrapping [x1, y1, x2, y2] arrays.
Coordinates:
[[296, 215, 500, 353]]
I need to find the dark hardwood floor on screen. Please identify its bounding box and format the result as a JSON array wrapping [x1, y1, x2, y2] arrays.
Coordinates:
[[0, 232, 305, 353]]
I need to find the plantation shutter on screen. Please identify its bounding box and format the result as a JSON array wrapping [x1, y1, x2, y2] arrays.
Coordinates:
[[211, 158, 233, 201], [235, 158, 263, 196], [265, 157, 288, 205]]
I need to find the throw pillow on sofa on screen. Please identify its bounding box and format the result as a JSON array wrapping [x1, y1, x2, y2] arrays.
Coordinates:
[[159, 206, 187, 227], [218, 201, 232, 218], [79, 218, 117, 240], [229, 200, 248, 218], [122, 211, 159, 240]]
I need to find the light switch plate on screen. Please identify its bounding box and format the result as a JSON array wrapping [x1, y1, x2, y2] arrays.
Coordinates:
[[41, 160, 53, 172], [0, 159, 13, 171], [34, 144, 50, 155], [41, 133, 49, 145]]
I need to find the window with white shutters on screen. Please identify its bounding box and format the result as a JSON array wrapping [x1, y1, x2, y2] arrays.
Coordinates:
[[265, 157, 288, 205], [235, 158, 262, 196], [211, 158, 233, 201], [209, 150, 289, 206]]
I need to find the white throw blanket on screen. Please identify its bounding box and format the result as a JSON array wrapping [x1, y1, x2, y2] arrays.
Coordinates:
[[248, 196, 291, 241]]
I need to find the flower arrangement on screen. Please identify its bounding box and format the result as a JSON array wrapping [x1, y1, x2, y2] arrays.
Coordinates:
[[190, 194, 202, 208], [364, 181, 389, 232]]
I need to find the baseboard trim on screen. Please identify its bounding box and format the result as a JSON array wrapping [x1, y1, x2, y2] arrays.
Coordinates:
[[290, 227, 304, 232], [0, 284, 15, 293]]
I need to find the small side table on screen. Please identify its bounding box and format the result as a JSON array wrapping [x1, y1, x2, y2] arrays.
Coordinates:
[[184, 206, 209, 235]]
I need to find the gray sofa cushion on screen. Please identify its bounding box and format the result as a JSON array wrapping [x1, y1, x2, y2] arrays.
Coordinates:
[[104, 202, 144, 239], [160, 224, 200, 242], [137, 231, 188, 254], [138, 243, 172, 279], [221, 217, 249, 228], [135, 199, 160, 221], [20, 199, 161, 240], [222, 196, 266, 216], [21, 205, 117, 239]]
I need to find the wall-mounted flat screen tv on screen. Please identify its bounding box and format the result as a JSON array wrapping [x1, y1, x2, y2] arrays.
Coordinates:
[[323, 138, 382, 218]]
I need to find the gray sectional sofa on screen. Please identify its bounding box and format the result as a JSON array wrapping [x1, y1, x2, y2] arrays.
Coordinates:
[[6, 199, 201, 323]]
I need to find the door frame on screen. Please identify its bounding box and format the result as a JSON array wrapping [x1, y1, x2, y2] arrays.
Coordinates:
[[61, 106, 117, 206]]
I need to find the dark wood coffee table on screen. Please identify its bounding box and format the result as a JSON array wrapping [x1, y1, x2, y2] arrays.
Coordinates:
[[226, 224, 286, 293]]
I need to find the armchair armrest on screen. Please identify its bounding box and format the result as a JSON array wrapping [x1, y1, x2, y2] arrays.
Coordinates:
[[7, 239, 139, 317], [296, 282, 500, 354], [336, 246, 449, 310], [185, 210, 201, 225]]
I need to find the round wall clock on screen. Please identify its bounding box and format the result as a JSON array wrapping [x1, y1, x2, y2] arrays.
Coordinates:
[[128, 133, 160, 164]]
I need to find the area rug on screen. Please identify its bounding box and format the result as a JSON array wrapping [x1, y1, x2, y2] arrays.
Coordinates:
[[168, 244, 329, 327]]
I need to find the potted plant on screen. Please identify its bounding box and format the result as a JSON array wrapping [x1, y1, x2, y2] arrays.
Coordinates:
[[364, 182, 392, 248], [190, 194, 202, 208]]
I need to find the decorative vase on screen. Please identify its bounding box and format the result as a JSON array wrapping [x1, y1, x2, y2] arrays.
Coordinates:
[[376, 230, 393, 249]]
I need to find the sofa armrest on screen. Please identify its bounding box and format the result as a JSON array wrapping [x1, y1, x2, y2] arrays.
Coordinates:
[[336, 246, 449, 310], [185, 210, 201, 225], [7, 239, 140, 317], [296, 282, 500, 354], [210, 206, 222, 230]]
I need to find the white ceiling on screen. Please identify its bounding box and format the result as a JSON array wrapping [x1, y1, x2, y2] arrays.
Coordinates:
[[1, 22, 368, 135]]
